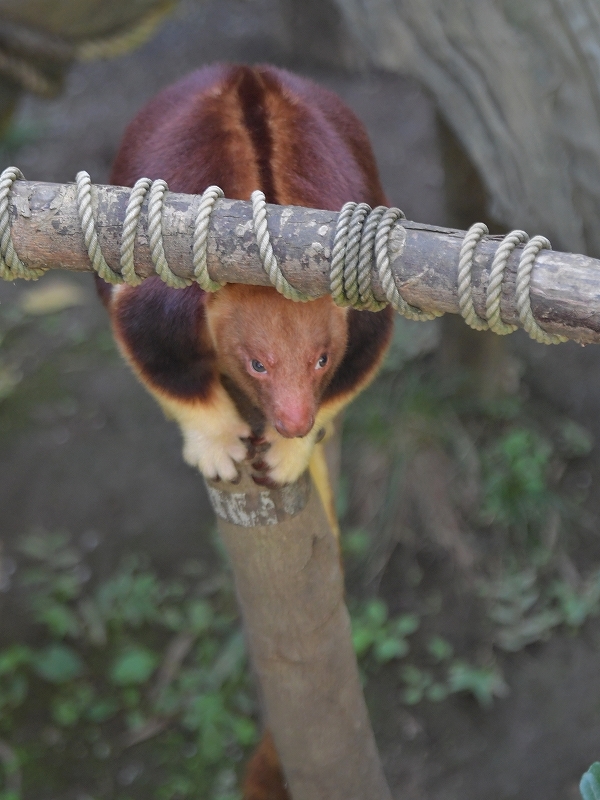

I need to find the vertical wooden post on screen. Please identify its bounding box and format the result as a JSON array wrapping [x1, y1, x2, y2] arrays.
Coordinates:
[[206, 467, 391, 800]]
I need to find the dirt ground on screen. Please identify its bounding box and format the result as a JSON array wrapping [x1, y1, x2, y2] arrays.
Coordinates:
[[1, 1, 600, 798]]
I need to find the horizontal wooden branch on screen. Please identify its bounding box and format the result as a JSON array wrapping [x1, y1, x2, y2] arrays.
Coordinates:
[[7, 178, 600, 343]]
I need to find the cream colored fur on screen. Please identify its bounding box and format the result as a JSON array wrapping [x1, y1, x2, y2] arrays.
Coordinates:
[[159, 385, 251, 482]]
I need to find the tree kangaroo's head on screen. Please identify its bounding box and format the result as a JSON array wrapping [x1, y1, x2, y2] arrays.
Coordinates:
[[207, 284, 348, 437]]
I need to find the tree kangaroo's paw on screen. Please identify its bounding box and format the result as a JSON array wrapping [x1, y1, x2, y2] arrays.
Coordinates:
[[182, 420, 251, 482], [251, 427, 315, 486], [250, 458, 279, 489]]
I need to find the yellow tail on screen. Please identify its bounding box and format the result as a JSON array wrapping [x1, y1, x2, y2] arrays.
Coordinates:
[[309, 441, 340, 539]]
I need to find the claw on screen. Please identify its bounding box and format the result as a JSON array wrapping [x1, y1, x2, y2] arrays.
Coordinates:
[[252, 473, 280, 489], [241, 436, 271, 461], [240, 437, 255, 459], [250, 436, 271, 454]]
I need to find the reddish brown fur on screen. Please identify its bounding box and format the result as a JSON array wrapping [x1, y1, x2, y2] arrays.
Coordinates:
[[109, 64, 393, 418], [110, 64, 385, 208], [206, 285, 348, 437], [242, 731, 290, 800], [102, 63, 395, 798]]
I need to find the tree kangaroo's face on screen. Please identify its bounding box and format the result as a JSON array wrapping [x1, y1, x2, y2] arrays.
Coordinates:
[[207, 285, 348, 437]]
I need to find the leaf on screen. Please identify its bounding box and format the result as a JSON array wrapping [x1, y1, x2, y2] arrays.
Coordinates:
[[125, 710, 146, 731], [20, 280, 86, 315], [552, 577, 600, 628], [122, 687, 141, 707], [341, 529, 371, 559], [581, 763, 600, 800], [232, 716, 257, 747], [374, 637, 409, 663], [392, 614, 420, 637], [364, 599, 388, 628], [52, 697, 82, 727], [50, 573, 83, 602], [401, 665, 427, 686], [426, 683, 449, 702], [18, 531, 72, 562], [496, 610, 562, 651], [351, 627, 375, 657], [0, 645, 32, 675], [78, 598, 107, 646], [187, 600, 213, 634], [0, 674, 28, 711], [161, 606, 184, 630], [96, 571, 164, 627], [33, 644, 84, 683], [483, 570, 537, 602], [447, 661, 509, 708], [427, 636, 453, 661], [86, 697, 119, 723], [110, 646, 158, 686], [39, 603, 80, 638], [559, 420, 593, 458]]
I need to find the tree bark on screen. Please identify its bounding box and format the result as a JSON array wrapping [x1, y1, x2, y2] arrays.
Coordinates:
[[8, 178, 600, 344], [330, 0, 600, 257], [0, 0, 172, 43]]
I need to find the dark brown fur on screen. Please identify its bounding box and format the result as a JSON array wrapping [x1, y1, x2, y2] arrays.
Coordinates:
[[102, 63, 394, 799]]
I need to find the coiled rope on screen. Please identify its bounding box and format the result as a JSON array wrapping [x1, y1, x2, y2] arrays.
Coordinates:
[[0, 167, 46, 281], [329, 201, 440, 320], [119, 177, 151, 286], [458, 221, 567, 345], [0, 167, 566, 344], [251, 189, 310, 302]]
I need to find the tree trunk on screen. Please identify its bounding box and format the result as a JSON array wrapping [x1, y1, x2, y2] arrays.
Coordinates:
[[207, 466, 392, 800], [331, 0, 600, 257]]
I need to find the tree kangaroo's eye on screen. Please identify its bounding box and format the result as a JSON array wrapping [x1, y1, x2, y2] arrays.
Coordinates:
[[316, 354, 328, 369], [251, 359, 267, 373]]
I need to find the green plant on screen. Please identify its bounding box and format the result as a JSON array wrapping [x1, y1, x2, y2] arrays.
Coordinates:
[[349, 600, 509, 709], [479, 566, 600, 653], [351, 599, 419, 667], [400, 664, 448, 705], [0, 122, 42, 156], [426, 636, 453, 662], [341, 528, 371, 561], [446, 661, 509, 708], [550, 572, 600, 627], [0, 532, 257, 799], [481, 428, 554, 536], [581, 762, 600, 800]]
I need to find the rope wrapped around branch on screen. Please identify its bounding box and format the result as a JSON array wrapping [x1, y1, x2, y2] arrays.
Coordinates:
[[0, 166, 566, 345], [458, 221, 568, 345]]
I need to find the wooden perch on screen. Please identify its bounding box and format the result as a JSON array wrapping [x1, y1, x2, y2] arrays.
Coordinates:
[[6, 178, 600, 343], [207, 466, 392, 800]]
